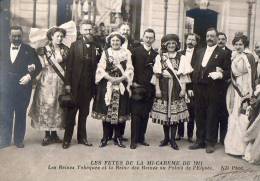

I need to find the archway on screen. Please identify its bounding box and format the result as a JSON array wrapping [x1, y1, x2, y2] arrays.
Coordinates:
[[186, 8, 218, 47]]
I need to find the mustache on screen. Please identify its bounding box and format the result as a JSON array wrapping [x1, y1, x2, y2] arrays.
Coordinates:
[[207, 39, 213, 43]]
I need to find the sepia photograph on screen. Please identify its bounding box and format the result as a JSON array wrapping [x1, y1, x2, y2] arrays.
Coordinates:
[[0, 0, 260, 180]]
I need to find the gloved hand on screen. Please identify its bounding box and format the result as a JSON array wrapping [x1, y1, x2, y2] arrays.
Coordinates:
[[19, 74, 31, 85], [208, 72, 223, 80], [28, 64, 35, 72]]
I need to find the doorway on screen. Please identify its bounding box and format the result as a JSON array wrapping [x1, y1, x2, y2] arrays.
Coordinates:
[[186, 8, 218, 47], [57, 0, 73, 26]]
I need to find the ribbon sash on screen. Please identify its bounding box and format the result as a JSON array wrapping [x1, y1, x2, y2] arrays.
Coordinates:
[[45, 45, 65, 82]]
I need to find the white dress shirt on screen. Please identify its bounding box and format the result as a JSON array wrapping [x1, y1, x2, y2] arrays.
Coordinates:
[[185, 47, 194, 64], [10, 44, 21, 63], [201, 44, 217, 67]]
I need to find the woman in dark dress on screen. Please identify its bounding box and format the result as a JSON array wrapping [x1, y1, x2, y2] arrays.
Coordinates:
[[92, 32, 133, 148], [150, 34, 191, 150]]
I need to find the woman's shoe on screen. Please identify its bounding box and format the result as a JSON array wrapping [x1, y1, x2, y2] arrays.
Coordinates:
[[52, 135, 62, 143], [99, 139, 108, 148], [115, 138, 126, 148], [51, 131, 62, 143], [170, 141, 179, 150], [159, 139, 169, 147], [41, 136, 52, 146]]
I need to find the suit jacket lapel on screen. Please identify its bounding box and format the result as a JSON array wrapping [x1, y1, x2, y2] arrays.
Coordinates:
[[197, 48, 206, 67], [7, 44, 11, 62], [78, 39, 84, 62], [14, 43, 24, 63]]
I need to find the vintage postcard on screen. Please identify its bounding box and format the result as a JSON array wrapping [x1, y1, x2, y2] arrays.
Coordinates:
[[0, 0, 260, 181]]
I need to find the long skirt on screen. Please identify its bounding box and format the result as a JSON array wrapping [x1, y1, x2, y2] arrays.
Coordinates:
[[151, 98, 189, 125], [92, 79, 130, 124], [225, 85, 249, 155], [28, 66, 65, 131], [151, 77, 189, 125], [243, 113, 260, 164]]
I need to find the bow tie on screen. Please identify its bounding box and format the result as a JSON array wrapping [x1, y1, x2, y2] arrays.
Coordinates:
[[12, 46, 19, 50]]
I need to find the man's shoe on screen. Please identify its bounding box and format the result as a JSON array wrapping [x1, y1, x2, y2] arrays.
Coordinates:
[[139, 141, 150, 146], [159, 139, 169, 147], [189, 143, 205, 150], [99, 139, 108, 148], [130, 143, 137, 149], [78, 139, 93, 146], [206, 146, 215, 153], [62, 141, 70, 149], [15, 143, 24, 148], [170, 141, 179, 150]]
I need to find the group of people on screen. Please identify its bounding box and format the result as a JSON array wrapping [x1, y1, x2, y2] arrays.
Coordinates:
[[1, 19, 260, 165]]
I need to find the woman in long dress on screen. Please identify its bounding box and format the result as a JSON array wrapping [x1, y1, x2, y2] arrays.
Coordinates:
[[225, 34, 257, 155], [243, 50, 260, 164], [92, 32, 133, 148], [150, 34, 190, 150], [29, 27, 69, 146]]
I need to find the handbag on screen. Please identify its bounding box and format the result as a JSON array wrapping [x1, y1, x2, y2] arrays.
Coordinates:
[[44, 45, 75, 108], [58, 93, 76, 108], [131, 83, 148, 101]]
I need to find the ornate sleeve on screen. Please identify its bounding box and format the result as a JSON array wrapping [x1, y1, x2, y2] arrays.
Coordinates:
[[153, 55, 162, 74], [95, 51, 108, 84], [150, 55, 162, 85], [177, 55, 193, 75], [178, 55, 192, 83], [124, 49, 134, 84]]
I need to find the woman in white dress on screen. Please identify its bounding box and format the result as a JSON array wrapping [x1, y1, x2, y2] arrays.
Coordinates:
[[29, 27, 69, 146], [225, 33, 257, 156]]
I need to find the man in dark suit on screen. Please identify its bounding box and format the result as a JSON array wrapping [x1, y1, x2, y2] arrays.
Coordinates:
[[130, 28, 158, 149], [0, 26, 41, 149], [189, 28, 229, 153], [177, 33, 200, 142], [62, 20, 101, 149], [217, 32, 232, 145]]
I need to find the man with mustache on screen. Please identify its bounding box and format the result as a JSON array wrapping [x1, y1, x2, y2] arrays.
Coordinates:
[[217, 32, 232, 145], [177, 33, 200, 142], [189, 28, 229, 153], [62, 20, 101, 149]]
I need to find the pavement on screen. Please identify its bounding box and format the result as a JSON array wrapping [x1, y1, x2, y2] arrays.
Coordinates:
[[0, 101, 260, 181]]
